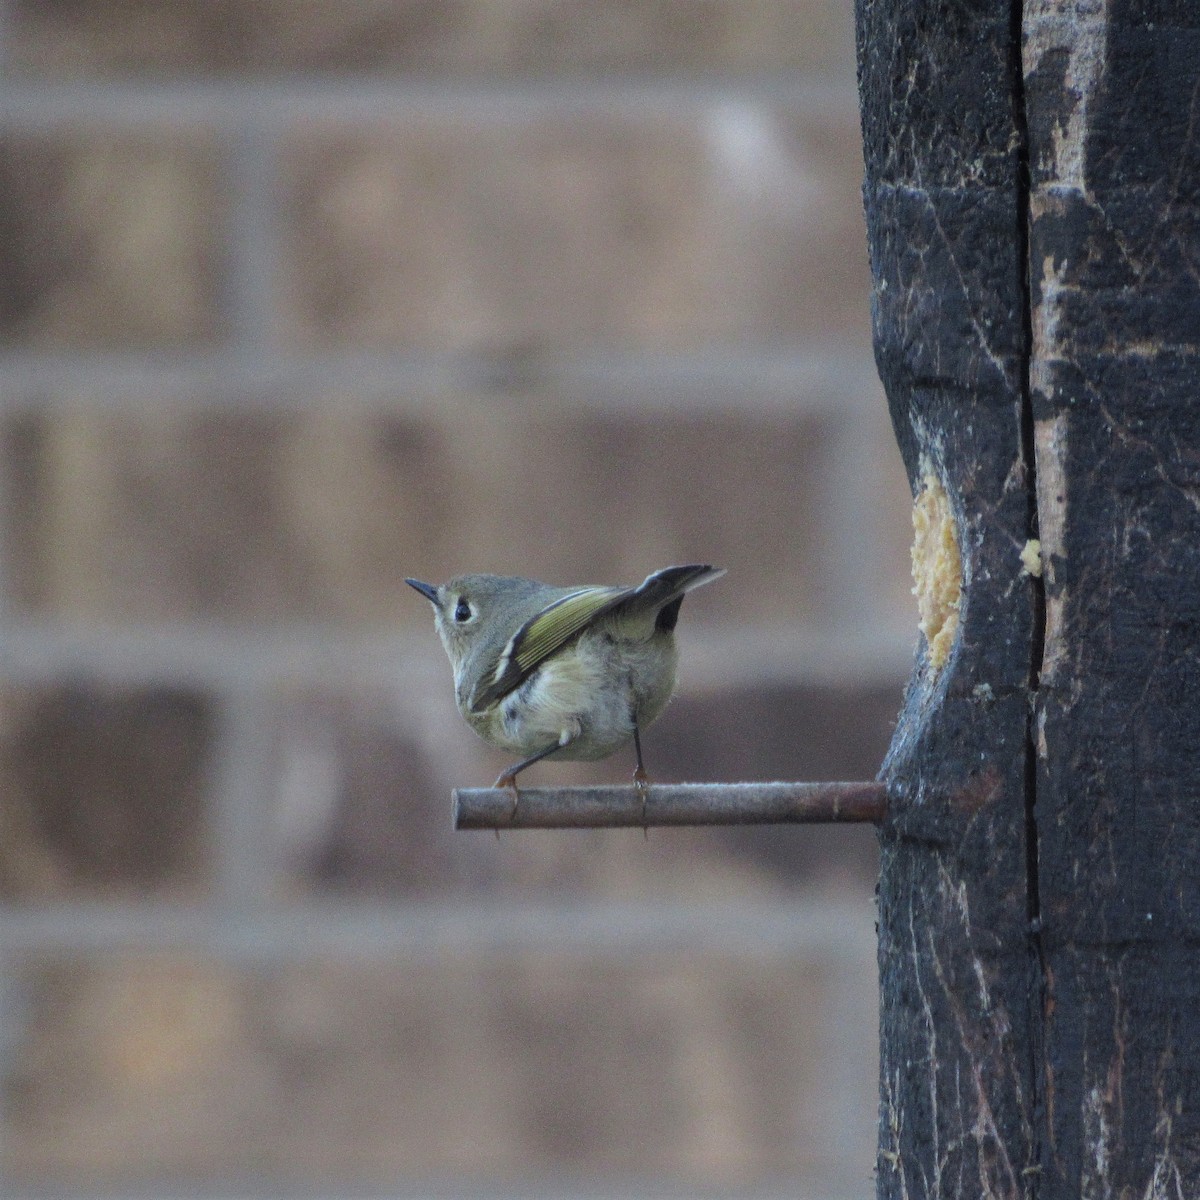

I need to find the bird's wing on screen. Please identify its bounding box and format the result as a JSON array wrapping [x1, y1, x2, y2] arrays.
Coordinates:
[[468, 585, 629, 713]]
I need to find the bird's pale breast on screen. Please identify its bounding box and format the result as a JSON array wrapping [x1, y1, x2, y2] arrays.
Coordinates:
[[465, 628, 678, 761]]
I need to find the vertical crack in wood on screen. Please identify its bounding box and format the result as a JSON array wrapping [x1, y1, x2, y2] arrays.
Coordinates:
[[1012, 0, 1048, 1193]]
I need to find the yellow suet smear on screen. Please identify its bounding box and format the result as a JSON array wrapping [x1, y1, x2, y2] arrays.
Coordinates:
[[911, 470, 962, 672]]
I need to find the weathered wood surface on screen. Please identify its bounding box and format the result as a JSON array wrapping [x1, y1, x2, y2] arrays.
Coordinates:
[[858, 0, 1200, 1196], [1025, 3, 1200, 1196], [857, 1, 1041, 1193]]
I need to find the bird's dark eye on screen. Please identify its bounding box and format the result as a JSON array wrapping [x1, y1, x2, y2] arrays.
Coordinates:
[[454, 598, 472, 623]]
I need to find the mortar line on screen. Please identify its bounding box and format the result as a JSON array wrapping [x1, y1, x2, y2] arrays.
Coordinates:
[[0, 620, 913, 690], [0, 897, 880, 960], [0, 75, 858, 129], [0, 0, 12, 78], [0, 346, 883, 415], [226, 119, 278, 353], [209, 686, 276, 912]]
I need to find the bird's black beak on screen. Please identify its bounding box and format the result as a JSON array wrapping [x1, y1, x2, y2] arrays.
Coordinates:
[[405, 578, 440, 604]]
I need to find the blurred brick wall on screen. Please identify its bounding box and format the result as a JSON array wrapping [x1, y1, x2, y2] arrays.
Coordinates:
[[0, 2, 914, 1197]]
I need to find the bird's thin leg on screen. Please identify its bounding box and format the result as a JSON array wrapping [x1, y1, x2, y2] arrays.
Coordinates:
[[632, 722, 651, 835], [495, 732, 573, 820]]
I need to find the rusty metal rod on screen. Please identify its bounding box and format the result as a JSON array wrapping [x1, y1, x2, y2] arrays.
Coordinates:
[[453, 780, 888, 830]]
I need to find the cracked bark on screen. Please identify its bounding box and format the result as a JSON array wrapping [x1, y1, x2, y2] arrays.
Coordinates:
[[857, 1, 1200, 1197]]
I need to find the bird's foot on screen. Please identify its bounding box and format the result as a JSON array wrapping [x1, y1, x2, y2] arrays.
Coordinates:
[[494, 771, 521, 829], [633, 765, 651, 837]]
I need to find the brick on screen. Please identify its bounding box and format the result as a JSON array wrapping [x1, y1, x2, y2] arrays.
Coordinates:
[[0, 131, 227, 349], [4, 406, 833, 625], [8, 1, 854, 78], [5, 410, 303, 620], [0, 684, 215, 900], [652, 679, 895, 883], [277, 106, 870, 349], [815, 406, 919, 637], [863, 418, 920, 634], [267, 684, 462, 898], [4, 945, 876, 1186]]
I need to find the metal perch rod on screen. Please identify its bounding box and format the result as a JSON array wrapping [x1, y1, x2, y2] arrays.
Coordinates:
[[453, 781, 888, 830]]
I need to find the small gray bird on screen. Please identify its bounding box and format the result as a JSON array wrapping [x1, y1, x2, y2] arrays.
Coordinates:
[[406, 564, 724, 795]]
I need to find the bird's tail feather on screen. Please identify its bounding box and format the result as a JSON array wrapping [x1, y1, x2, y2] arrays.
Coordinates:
[[638, 564, 724, 601]]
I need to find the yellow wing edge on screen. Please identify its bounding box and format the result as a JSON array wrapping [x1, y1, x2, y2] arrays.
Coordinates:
[[468, 585, 627, 713]]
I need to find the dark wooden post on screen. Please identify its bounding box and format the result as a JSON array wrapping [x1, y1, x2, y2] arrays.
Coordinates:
[[857, 0, 1200, 1196], [1026, 4, 1200, 1197], [857, 0, 1041, 1193]]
